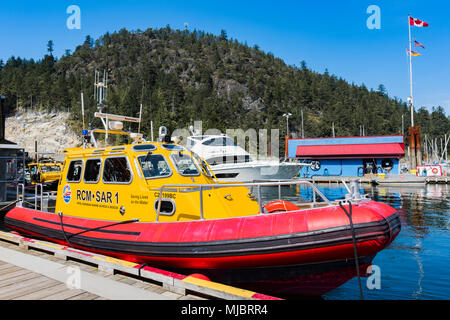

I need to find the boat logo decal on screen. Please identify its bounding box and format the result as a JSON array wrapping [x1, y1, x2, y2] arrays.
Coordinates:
[[63, 184, 72, 204]]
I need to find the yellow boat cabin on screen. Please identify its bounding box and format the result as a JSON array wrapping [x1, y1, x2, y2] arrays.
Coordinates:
[[56, 142, 261, 222]]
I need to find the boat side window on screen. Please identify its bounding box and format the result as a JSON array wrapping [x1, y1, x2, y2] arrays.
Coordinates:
[[192, 154, 213, 177], [103, 156, 132, 184], [138, 154, 172, 179], [223, 137, 236, 146], [206, 156, 223, 165], [170, 152, 200, 176], [66, 160, 83, 183], [84, 159, 102, 183]]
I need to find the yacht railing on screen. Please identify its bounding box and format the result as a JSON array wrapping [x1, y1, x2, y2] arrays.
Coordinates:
[[155, 179, 330, 222]]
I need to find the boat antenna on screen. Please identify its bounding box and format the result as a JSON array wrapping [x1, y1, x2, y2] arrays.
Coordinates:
[[94, 69, 108, 113], [81, 92, 85, 131], [138, 103, 143, 133]]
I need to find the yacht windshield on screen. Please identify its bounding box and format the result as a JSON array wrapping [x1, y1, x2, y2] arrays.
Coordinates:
[[170, 153, 200, 176], [202, 137, 236, 147]]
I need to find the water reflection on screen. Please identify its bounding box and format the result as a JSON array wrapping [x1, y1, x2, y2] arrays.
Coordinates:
[[371, 184, 450, 233], [324, 183, 449, 300], [261, 182, 450, 300]]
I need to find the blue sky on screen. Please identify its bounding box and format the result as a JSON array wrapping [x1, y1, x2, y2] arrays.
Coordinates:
[[1, 0, 449, 115]]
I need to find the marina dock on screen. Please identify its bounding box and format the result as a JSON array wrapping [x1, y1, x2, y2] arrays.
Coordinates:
[[0, 230, 280, 300], [306, 174, 449, 186]]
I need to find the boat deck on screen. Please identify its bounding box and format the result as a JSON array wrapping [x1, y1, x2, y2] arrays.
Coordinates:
[[0, 230, 280, 300]]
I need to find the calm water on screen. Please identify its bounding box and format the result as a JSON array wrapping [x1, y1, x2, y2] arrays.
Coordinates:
[[261, 183, 450, 300]]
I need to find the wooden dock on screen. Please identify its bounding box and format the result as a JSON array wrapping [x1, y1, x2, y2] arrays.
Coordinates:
[[0, 260, 105, 300], [426, 176, 450, 184], [0, 230, 280, 300], [308, 176, 374, 184]]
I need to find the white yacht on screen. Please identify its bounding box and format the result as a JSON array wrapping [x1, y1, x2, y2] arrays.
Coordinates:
[[185, 134, 305, 182]]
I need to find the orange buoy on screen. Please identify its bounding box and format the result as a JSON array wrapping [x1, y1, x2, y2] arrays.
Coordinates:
[[264, 200, 300, 213], [189, 273, 211, 281]]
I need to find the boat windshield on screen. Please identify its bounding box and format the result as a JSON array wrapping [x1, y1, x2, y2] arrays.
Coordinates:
[[170, 152, 200, 176], [41, 166, 61, 173], [138, 154, 172, 179], [202, 137, 236, 147]]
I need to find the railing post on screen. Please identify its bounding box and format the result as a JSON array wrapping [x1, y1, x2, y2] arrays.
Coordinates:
[[258, 185, 263, 214], [199, 186, 204, 220], [278, 183, 281, 200], [40, 184, 43, 210], [35, 184, 38, 210], [156, 186, 164, 222], [16, 184, 23, 201], [34, 184, 43, 210]]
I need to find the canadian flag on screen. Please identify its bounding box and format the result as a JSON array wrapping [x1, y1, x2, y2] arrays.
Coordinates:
[[410, 16, 429, 27]]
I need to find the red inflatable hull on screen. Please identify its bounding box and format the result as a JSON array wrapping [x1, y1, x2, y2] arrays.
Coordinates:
[[4, 200, 400, 296]]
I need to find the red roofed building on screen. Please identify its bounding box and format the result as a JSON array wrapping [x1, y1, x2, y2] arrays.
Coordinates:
[[287, 135, 405, 177]]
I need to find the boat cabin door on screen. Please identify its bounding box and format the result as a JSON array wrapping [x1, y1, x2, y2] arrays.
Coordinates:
[[362, 159, 377, 175]]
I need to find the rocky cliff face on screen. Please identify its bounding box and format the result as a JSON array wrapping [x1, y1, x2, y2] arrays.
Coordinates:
[[5, 110, 82, 161]]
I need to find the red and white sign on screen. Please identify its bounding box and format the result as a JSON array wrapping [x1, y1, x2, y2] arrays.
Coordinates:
[[416, 165, 442, 177]]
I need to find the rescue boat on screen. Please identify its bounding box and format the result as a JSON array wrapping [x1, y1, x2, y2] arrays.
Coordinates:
[[5, 133, 401, 296], [4, 74, 401, 297]]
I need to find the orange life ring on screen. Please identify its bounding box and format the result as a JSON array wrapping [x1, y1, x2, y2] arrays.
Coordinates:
[[431, 167, 439, 174], [264, 200, 300, 213]]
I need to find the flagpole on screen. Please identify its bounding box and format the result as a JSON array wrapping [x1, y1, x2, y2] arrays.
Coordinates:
[[408, 14, 414, 127]]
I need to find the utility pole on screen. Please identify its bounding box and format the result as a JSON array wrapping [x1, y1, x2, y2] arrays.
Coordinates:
[[283, 113, 292, 136], [401, 114, 404, 135]]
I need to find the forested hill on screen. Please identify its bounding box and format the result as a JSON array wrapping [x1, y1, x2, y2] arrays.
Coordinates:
[[0, 26, 448, 144]]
